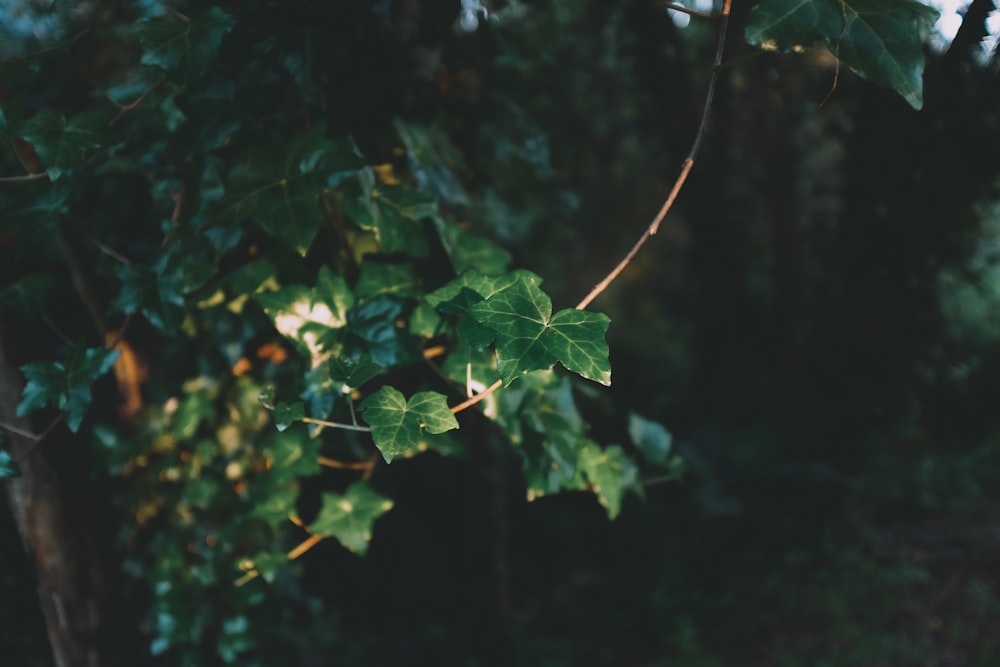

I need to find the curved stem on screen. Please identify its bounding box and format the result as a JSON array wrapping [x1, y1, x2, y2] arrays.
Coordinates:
[[575, 0, 733, 311]]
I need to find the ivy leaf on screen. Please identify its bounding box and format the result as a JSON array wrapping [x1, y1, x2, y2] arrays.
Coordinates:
[[112, 249, 214, 333], [261, 429, 320, 478], [355, 261, 417, 302], [745, 0, 939, 109], [272, 402, 305, 432], [309, 481, 395, 556], [344, 296, 421, 368], [225, 124, 364, 254], [628, 412, 673, 465], [0, 435, 19, 479], [0, 274, 59, 314], [139, 7, 236, 84], [393, 118, 470, 205], [16, 344, 120, 432], [328, 353, 385, 389], [245, 551, 288, 584], [257, 266, 355, 363], [20, 109, 109, 180], [342, 171, 434, 256], [426, 270, 523, 350], [469, 273, 612, 386], [359, 387, 459, 462], [578, 442, 640, 519]]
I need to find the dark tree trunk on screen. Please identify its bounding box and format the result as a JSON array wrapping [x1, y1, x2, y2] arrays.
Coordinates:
[[0, 321, 124, 667]]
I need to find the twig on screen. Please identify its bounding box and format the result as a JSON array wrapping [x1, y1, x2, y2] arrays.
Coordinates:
[[287, 533, 324, 560], [40, 313, 75, 346], [0, 420, 40, 440], [450, 379, 502, 414], [301, 416, 370, 432], [575, 0, 733, 311], [0, 172, 48, 183], [317, 456, 372, 470], [658, 1, 717, 20], [90, 237, 132, 265]]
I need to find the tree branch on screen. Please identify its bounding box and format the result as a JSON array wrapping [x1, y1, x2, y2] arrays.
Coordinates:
[[575, 0, 733, 311]]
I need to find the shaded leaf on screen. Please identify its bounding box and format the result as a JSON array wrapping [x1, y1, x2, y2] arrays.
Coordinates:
[[359, 387, 459, 462], [225, 124, 364, 254], [745, 0, 939, 109], [344, 296, 421, 368], [328, 353, 384, 389], [272, 402, 305, 432], [469, 272, 612, 386], [394, 118, 470, 205], [628, 412, 673, 465], [139, 7, 236, 83], [309, 481, 394, 555], [355, 261, 417, 302], [342, 171, 434, 256], [20, 109, 109, 180], [0, 274, 59, 314], [0, 436, 19, 479], [16, 344, 120, 432]]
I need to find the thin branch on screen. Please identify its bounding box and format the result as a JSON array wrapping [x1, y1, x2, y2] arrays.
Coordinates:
[[575, 0, 733, 311], [658, 1, 717, 20], [90, 237, 132, 265], [317, 456, 372, 470], [300, 416, 371, 432], [40, 312, 75, 346], [450, 379, 502, 414], [287, 533, 324, 560], [0, 420, 41, 440], [0, 172, 48, 183]]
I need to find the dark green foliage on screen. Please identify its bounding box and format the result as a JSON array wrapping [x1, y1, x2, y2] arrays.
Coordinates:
[[1, 0, 997, 665]]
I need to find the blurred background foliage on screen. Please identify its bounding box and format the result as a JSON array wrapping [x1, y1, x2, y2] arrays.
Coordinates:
[[2, 0, 1000, 665]]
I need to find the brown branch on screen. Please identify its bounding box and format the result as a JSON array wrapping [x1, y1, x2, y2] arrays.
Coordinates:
[[287, 533, 325, 560], [575, 0, 733, 311], [317, 456, 371, 470], [445, 1, 734, 417], [0, 171, 48, 183]]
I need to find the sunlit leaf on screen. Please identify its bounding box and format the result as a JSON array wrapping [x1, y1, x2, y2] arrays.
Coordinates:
[[359, 387, 459, 462], [745, 0, 939, 109], [578, 442, 640, 519], [469, 272, 612, 386], [309, 481, 394, 555]]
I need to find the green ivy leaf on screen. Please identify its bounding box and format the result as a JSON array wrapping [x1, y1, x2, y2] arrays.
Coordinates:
[[745, 0, 939, 109], [628, 412, 673, 465], [0, 274, 59, 314], [426, 270, 523, 350], [20, 109, 110, 180], [342, 171, 434, 256], [469, 272, 612, 386], [16, 344, 120, 432], [393, 118, 470, 205], [578, 442, 640, 519], [328, 353, 385, 389], [344, 296, 421, 368], [434, 220, 511, 275], [257, 266, 355, 362], [112, 248, 214, 333], [262, 429, 320, 478], [225, 124, 364, 254], [245, 551, 288, 584], [355, 261, 417, 302], [272, 402, 305, 432], [0, 435, 19, 479], [309, 481, 395, 555], [359, 387, 459, 462], [139, 7, 236, 84]]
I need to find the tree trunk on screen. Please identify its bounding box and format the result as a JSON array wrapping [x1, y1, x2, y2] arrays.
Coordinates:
[[0, 321, 122, 667]]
